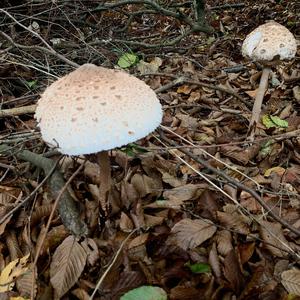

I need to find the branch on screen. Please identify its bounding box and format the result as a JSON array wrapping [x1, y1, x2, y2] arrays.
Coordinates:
[[0, 104, 37, 117], [0, 31, 79, 68], [93, 0, 213, 33], [159, 130, 300, 237]]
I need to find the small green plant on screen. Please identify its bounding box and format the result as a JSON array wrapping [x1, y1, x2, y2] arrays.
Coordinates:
[[117, 53, 138, 68], [185, 261, 211, 274]]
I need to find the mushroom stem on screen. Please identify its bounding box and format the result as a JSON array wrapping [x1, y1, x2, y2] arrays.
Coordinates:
[[97, 150, 111, 214], [248, 67, 271, 141]]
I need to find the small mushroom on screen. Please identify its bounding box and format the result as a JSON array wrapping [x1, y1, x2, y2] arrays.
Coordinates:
[[35, 64, 162, 213], [242, 21, 297, 140]]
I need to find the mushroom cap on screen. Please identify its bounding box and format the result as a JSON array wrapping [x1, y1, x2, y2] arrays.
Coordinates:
[[35, 64, 162, 155], [242, 21, 297, 62]]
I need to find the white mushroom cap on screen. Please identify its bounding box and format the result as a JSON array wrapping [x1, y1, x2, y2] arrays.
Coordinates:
[[35, 64, 162, 155], [242, 21, 297, 62]]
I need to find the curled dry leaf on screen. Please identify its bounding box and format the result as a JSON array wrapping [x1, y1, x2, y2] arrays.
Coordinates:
[[164, 184, 203, 202], [144, 214, 164, 228], [16, 263, 37, 298], [215, 230, 233, 256], [128, 233, 149, 261], [223, 249, 244, 293], [209, 243, 222, 279], [50, 236, 87, 299], [81, 238, 99, 266], [0, 254, 29, 292], [281, 269, 300, 296], [259, 220, 291, 258], [217, 211, 250, 235], [168, 218, 217, 251], [71, 288, 90, 300], [120, 212, 134, 232], [83, 161, 100, 184], [39, 225, 69, 256], [131, 173, 162, 198], [146, 184, 204, 209]]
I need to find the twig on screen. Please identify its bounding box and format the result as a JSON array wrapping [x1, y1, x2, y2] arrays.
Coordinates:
[[210, 3, 245, 10], [0, 104, 37, 117], [90, 229, 138, 299], [0, 158, 57, 225], [141, 72, 249, 106], [0, 31, 79, 68], [92, 0, 213, 33], [90, 28, 194, 49], [155, 77, 186, 93], [31, 163, 85, 299], [154, 132, 299, 259], [159, 129, 300, 237]]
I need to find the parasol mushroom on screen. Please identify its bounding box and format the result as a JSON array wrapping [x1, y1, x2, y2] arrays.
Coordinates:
[[35, 64, 162, 213], [242, 21, 297, 140]]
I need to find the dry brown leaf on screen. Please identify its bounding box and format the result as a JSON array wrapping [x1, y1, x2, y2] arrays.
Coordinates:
[[81, 238, 99, 266], [120, 181, 139, 208], [39, 225, 69, 256], [128, 233, 149, 261], [144, 214, 164, 228], [215, 230, 233, 256], [160, 171, 185, 188], [217, 210, 250, 235], [71, 288, 90, 300], [168, 218, 217, 250], [209, 243, 222, 279], [223, 249, 244, 293], [83, 161, 100, 184], [170, 285, 200, 300], [238, 242, 255, 265], [259, 220, 291, 258], [176, 113, 198, 130], [220, 144, 260, 165], [16, 263, 37, 298], [163, 184, 203, 202], [0, 254, 29, 292], [120, 212, 134, 232], [50, 236, 87, 299], [176, 85, 193, 95], [131, 173, 162, 197], [136, 57, 162, 74], [281, 269, 300, 296], [196, 189, 219, 220]]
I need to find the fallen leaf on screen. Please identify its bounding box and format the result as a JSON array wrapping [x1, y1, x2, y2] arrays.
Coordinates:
[[281, 269, 300, 296], [0, 254, 29, 292], [50, 236, 87, 299], [168, 218, 217, 250], [259, 220, 291, 258]]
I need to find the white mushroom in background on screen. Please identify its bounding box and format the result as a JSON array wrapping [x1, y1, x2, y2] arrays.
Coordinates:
[[242, 21, 297, 140], [35, 64, 162, 212]]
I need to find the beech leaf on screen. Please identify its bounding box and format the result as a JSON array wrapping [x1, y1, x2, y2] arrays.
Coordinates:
[[168, 218, 217, 250], [281, 269, 300, 296], [50, 236, 87, 299]]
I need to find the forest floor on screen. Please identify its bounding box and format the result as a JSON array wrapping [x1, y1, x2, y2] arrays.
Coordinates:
[[0, 0, 300, 299]]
